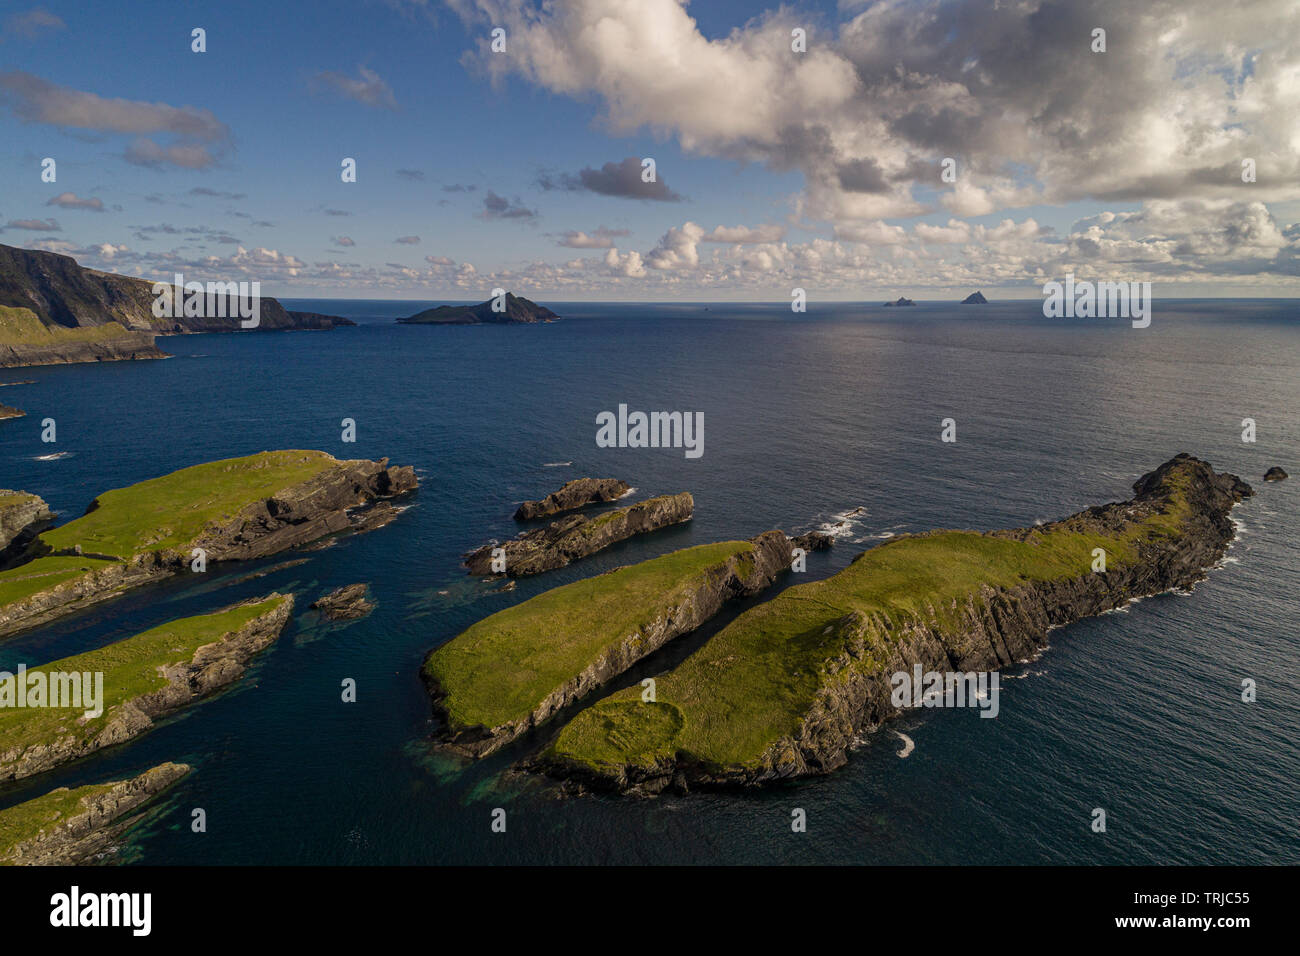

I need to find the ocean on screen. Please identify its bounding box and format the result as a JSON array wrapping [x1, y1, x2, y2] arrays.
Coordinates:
[[1, 298, 1296, 864]]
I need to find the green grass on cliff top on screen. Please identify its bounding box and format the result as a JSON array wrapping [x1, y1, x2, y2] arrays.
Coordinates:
[[424, 540, 753, 733], [0, 780, 118, 861], [40, 450, 340, 558], [0, 451, 335, 625], [0, 595, 288, 766], [0, 305, 139, 345], [550, 470, 1199, 775]]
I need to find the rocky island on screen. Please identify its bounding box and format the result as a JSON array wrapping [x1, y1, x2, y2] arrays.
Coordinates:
[[0, 594, 292, 781], [961, 291, 988, 304], [514, 478, 631, 520], [426, 530, 831, 758], [396, 292, 558, 325], [464, 493, 693, 577], [0, 243, 353, 368], [883, 297, 915, 307], [0, 450, 416, 639], [538, 454, 1251, 794], [311, 582, 375, 620], [1, 762, 190, 865], [1264, 466, 1287, 481]]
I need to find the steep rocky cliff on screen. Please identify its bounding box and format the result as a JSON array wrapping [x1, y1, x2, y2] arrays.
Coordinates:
[[0, 490, 52, 561], [0, 243, 353, 367]]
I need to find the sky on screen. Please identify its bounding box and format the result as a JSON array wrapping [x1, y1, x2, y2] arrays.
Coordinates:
[[1, 0, 1297, 301]]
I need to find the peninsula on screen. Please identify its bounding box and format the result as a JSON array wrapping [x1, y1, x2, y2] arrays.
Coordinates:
[[0, 243, 353, 368], [1, 762, 190, 865], [0, 594, 292, 781], [426, 530, 831, 757], [539, 455, 1251, 794], [0, 450, 416, 639]]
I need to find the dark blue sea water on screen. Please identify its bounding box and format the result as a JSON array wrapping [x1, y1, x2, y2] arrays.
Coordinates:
[[1, 298, 1296, 865]]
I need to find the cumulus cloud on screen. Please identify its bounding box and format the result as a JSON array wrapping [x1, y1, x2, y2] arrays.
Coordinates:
[[555, 226, 630, 248], [538, 157, 683, 201], [451, 0, 1300, 228], [311, 66, 397, 109], [394, 235, 421, 244]]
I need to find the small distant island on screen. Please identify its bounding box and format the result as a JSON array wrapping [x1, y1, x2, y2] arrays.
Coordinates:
[[882, 297, 915, 307], [397, 292, 559, 325], [961, 291, 988, 304]]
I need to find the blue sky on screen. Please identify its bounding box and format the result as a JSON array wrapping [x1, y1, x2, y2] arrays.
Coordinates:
[[2, 0, 1297, 300]]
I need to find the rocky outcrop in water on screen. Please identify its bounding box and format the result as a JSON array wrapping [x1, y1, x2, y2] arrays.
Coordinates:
[[0, 595, 292, 782], [464, 493, 693, 577], [961, 291, 988, 304], [0, 762, 190, 865], [311, 583, 375, 620], [1264, 466, 1288, 481], [514, 478, 630, 520], [883, 297, 915, 306], [0, 404, 24, 418]]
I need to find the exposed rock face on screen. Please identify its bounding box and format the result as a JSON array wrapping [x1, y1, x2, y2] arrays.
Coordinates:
[[514, 478, 631, 520], [792, 531, 835, 552], [0, 596, 292, 782], [397, 292, 558, 325], [1264, 466, 1288, 481], [540, 454, 1252, 794], [883, 297, 915, 306], [189, 458, 417, 561], [0, 491, 52, 560], [0, 404, 23, 418], [311, 582, 375, 620], [0, 457, 416, 639], [429, 530, 809, 758], [1, 762, 190, 865], [0, 243, 353, 368], [0, 332, 168, 369], [961, 291, 989, 304], [464, 493, 693, 577]]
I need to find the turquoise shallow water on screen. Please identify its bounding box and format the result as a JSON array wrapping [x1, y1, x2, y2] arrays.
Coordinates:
[[0, 298, 1296, 864]]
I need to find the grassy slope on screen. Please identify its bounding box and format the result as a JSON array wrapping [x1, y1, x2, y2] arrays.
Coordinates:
[[425, 540, 753, 731], [550, 470, 1196, 774], [0, 305, 139, 345], [0, 595, 287, 756], [0, 780, 116, 860], [0, 451, 339, 611]]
